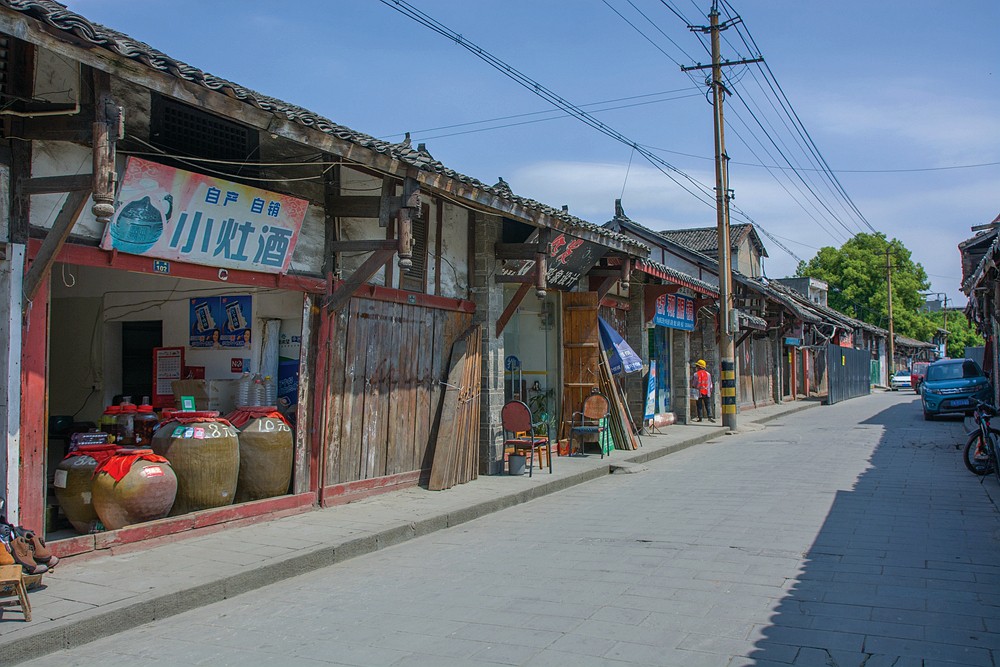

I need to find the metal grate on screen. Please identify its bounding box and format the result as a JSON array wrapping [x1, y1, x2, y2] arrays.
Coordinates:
[[150, 94, 259, 178]]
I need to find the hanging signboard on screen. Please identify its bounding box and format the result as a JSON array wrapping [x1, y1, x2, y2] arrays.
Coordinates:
[[499, 229, 608, 290], [101, 157, 308, 274], [653, 293, 695, 331]]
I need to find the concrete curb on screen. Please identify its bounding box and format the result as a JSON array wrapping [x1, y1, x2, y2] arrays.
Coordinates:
[[1, 401, 820, 665]]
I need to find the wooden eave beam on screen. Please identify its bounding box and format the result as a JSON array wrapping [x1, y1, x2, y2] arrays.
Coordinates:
[[494, 242, 545, 259], [322, 245, 396, 313], [329, 240, 397, 252], [21, 174, 92, 195], [22, 189, 90, 313]]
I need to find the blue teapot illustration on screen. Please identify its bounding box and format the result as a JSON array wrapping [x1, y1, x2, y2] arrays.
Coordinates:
[[109, 193, 173, 254]]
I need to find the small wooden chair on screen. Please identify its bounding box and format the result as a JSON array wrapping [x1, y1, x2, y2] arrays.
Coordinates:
[[501, 400, 552, 477], [570, 392, 611, 458], [0, 565, 31, 622]]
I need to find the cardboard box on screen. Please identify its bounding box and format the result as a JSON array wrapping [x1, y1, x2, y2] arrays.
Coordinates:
[[171, 379, 239, 414]]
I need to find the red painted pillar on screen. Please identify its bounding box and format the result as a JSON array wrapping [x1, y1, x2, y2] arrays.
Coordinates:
[[803, 351, 810, 396], [790, 347, 797, 400], [19, 273, 48, 530]]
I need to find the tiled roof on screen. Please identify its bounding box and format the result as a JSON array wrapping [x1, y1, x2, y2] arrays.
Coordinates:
[[634, 259, 719, 297], [658, 224, 768, 258], [2, 0, 647, 253]]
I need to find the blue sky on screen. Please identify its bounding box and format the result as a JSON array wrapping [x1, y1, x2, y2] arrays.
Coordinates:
[[70, 0, 999, 306]]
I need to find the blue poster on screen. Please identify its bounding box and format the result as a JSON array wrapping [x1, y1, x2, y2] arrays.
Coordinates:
[[653, 293, 696, 331], [220, 295, 253, 349], [189, 297, 223, 348], [644, 360, 657, 420]]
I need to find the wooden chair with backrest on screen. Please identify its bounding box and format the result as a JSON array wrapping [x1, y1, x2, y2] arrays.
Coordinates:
[[570, 392, 611, 458], [500, 400, 552, 477], [0, 564, 31, 622]]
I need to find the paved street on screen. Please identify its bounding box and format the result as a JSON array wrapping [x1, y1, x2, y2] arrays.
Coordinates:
[[22, 391, 1000, 666]]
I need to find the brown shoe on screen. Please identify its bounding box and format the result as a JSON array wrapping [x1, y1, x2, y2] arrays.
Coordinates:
[[24, 531, 57, 567], [10, 536, 47, 575]]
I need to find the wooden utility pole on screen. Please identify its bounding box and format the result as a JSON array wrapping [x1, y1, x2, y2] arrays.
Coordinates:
[[682, 2, 761, 430], [886, 246, 894, 372]]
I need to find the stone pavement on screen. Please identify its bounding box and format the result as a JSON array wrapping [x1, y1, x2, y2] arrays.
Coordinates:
[[0, 400, 818, 664]]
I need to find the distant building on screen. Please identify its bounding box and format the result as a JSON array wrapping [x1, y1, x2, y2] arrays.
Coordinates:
[[658, 223, 768, 278], [773, 277, 828, 307]]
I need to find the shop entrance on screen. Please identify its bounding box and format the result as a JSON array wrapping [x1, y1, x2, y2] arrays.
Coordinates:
[[44, 262, 308, 541], [502, 286, 561, 440]]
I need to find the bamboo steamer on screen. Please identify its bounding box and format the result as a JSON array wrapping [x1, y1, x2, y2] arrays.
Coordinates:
[[151, 412, 240, 515], [53, 444, 118, 533], [92, 449, 178, 530], [235, 413, 293, 502]]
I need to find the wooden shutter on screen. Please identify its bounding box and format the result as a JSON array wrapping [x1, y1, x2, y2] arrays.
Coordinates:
[[400, 203, 429, 292]]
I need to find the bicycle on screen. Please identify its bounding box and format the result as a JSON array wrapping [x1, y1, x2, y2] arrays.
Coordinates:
[[964, 399, 1000, 481]]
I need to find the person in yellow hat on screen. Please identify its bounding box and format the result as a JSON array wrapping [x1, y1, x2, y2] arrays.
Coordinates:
[[691, 359, 715, 422]]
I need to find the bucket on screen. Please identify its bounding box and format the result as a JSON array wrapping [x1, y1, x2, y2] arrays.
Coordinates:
[[507, 454, 526, 476], [557, 439, 570, 457]]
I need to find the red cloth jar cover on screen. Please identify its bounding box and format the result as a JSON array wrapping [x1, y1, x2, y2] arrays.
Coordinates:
[[95, 448, 170, 482]]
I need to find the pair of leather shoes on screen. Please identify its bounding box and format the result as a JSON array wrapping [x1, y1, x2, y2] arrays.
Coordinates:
[[9, 536, 47, 575], [18, 530, 58, 570]]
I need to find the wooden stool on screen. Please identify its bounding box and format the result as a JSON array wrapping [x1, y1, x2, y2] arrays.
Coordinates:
[[0, 565, 31, 622]]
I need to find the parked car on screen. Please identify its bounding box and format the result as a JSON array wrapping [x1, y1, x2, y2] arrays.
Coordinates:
[[920, 358, 992, 420], [910, 361, 930, 393], [890, 370, 912, 391]]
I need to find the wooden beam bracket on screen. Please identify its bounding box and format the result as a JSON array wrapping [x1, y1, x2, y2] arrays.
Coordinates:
[[322, 245, 396, 313], [22, 190, 91, 313]]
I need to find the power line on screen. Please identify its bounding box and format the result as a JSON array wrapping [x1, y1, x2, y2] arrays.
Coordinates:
[[378, 0, 725, 212], [394, 90, 705, 143], [379, 87, 701, 139], [719, 0, 877, 234]]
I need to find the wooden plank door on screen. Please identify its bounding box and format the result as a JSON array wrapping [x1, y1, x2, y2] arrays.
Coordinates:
[[560, 292, 600, 438]]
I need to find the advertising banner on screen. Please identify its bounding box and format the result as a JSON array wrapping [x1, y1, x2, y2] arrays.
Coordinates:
[[102, 157, 308, 274], [189, 295, 252, 349], [653, 293, 695, 331]]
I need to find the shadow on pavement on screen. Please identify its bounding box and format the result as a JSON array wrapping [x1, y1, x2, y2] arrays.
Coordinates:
[[744, 397, 1000, 666]]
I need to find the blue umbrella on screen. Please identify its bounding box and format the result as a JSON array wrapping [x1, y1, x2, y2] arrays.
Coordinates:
[[598, 316, 642, 375]]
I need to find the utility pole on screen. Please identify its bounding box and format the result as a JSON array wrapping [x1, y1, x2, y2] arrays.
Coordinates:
[[943, 294, 948, 357], [886, 247, 894, 373], [682, 2, 761, 431]]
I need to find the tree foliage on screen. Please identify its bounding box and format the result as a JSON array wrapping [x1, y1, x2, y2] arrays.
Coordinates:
[[923, 309, 984, 359], [795, 233, 932, 340]]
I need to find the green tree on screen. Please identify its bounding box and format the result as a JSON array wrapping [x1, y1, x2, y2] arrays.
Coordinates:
[[796, 233, 932, 340], [923, 309, 984, 359]]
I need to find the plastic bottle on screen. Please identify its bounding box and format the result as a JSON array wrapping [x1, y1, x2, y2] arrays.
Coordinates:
[[251, 374, 264, 407], [237, 371, 252, 408], [117, 397, 136, 446], [263, 375, 276, 407], [100, 405, 122, 443], [134, 397, 159, 447]]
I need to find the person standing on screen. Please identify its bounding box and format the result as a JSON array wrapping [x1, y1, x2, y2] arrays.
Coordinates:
[[692, 359, 715, 422]]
